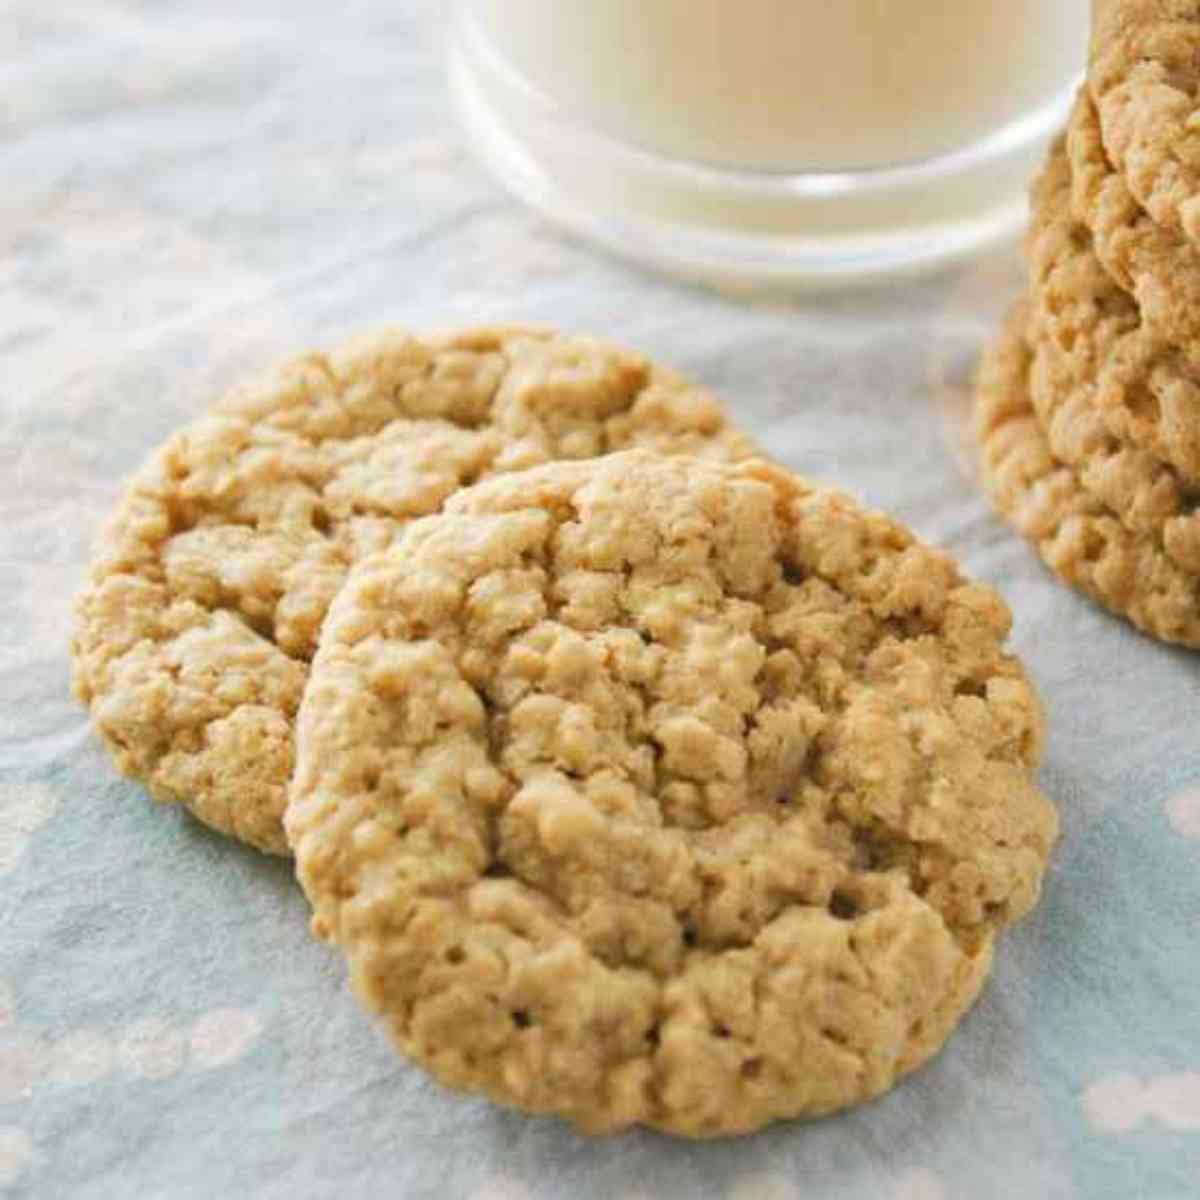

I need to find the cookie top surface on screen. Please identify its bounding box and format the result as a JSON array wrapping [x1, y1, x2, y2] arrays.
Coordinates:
[[977, 302, 1200, 648], [1025, 136, 1200, 576], [1067, 86, 1200, 369], [286, 450, 1056, 1136], [1089, 0, 1200, 247], [72, 327, 757, 854]]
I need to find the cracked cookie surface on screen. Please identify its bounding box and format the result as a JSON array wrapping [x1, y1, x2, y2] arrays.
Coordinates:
[[1025, 136, 1200, 576], [72, 327, 756, 854], [1089, 0, 1200, 250], [286, 450, 1057, 1136], [1068, 87, 1200, 377], [977, 302, 1200, 647]]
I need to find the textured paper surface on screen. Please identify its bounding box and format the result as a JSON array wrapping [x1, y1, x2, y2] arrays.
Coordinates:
[[2, 3, 1198, 1197]]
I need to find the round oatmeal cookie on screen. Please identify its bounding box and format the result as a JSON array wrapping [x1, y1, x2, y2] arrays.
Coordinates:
[[286, 450, 1058, 1136], [977, 302, 1200, 648], [72, 327, 757, 854], [1025, 138, 1200, 575], [1068, 87, 1200, 372], [1036, 122, 1200, 484], [1089, 0, 1200, 249]]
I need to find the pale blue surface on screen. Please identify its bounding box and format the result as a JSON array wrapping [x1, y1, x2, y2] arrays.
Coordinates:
[[2, 4, 1198, 1198]]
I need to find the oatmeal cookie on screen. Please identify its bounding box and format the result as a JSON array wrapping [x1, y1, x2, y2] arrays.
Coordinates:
[[72, 328, 756, 854], [1068, 86, 1200, 375], [1089, 0, 1200, 248], [977, 302, 1200, 647], [287, 450, 1057, 1135], [1025, 138, 1200, 574]]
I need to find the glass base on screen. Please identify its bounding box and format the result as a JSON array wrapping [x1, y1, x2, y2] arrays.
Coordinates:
[[448, 10, 1078, 290]]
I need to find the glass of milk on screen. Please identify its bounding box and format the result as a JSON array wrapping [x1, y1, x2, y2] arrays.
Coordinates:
[[448, 1, 1088, 288]]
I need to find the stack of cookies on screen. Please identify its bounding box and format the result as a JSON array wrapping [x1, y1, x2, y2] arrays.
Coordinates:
[[976, 0, 1200, 649], [74, 327, 1057, 1136]]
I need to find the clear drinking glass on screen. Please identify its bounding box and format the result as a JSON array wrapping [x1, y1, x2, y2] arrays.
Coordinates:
[[448, 0, 1089, 288]]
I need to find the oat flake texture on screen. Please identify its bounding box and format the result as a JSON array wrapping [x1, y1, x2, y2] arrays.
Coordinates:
[[1089, 0, 1200, 250], [976, 303, 1200, 649], [1025, 136, 1200, 574], [1067, 87, 1200, 384], [71, 327, 756, 854], [286, 450, 1057, 1137]]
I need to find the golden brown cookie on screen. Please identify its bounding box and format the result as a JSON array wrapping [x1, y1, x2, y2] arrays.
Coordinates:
[[1089, 0, 1200, 248], [1039, 117, 1200, 484], [1067, 87, 1200, 372], [72, 328, 757, 854], [977, 302, 1200, 648], [286, 450, 1057, 1136], [1025, 137, 1200, 575]]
